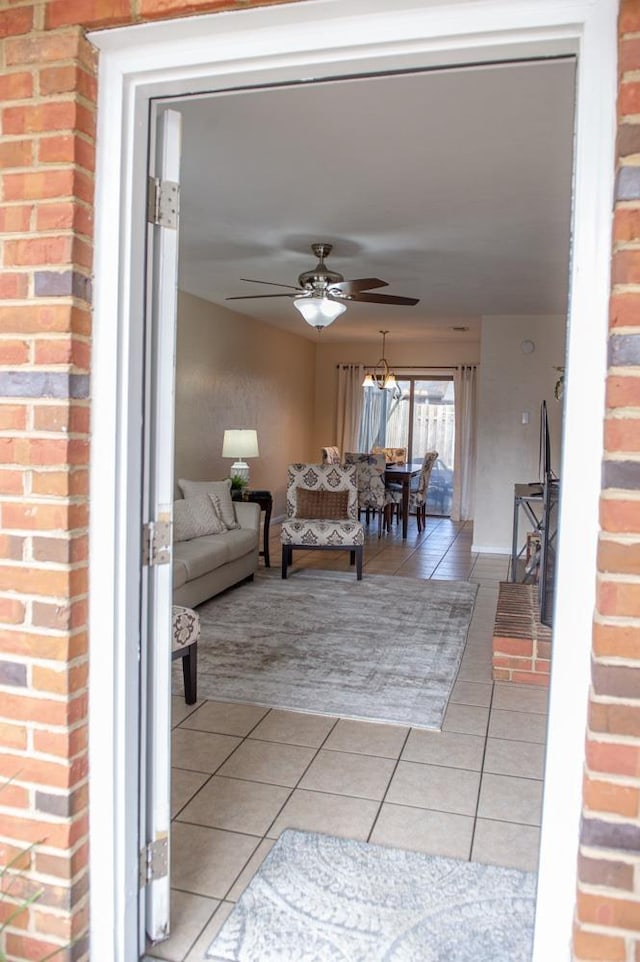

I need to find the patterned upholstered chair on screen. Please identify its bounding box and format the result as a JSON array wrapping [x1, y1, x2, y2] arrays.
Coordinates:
[[321, 445, 341, 465], [372, 446, 407, 465], [344, 452, 392, 538], [171, 604, 200, 704], [281, 463, 365, 579], [410, 450, 439, 532]]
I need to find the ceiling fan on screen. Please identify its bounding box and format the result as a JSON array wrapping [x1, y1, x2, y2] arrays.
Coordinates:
[[226, 242, 420, 330]]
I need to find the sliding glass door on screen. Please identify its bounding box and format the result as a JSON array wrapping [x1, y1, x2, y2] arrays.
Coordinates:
[[359, 376, 455, 516]]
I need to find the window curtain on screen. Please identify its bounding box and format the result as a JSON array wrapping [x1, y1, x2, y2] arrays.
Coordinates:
[[336, 364, 365, 456], [451, 364, 477, 522], [357, 387, 389, 452]]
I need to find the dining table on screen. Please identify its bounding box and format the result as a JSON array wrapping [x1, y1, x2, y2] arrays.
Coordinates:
[[383, 461, 422, 539]]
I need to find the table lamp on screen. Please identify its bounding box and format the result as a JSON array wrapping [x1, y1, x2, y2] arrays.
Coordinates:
[[222, 429, 259, 484]]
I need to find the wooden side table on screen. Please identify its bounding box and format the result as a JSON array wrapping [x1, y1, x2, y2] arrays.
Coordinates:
[[232, 488, 273, 567]]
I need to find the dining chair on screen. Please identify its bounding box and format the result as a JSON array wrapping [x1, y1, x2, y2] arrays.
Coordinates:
[[281, 463, 365, 579], [410, 450, 439, 531], [344, 452, 390, 538]]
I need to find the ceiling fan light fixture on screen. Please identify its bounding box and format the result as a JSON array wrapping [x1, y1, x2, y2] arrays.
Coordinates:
[[293, 295, 346, 330]]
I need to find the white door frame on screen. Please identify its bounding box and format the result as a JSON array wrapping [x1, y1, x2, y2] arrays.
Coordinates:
[[88, 2, 617, 959]]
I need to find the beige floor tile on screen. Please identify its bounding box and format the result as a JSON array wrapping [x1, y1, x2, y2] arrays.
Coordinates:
[[250, 709, 337, 747], [442, 703, 490, 736], [478, 772, 543, 826], [370, 804, 474, 859], [172, 696, 200, 728], [492, 683, 549, 715], [488, 709, 548, 744], [171, 729, 242, 774], [170, 823, 258, 899], [448, 681, 493, 708], [171, 768, 209, 818], [386, 761, 480, 816], [216, 738, 315, 787], [455, 660, 493, 683], [183, 901, 235, 962], [484, 738, 546, 780], [179, 700, 269, 736], [226, 838, 276, 902], [323, 719, 409, 758], [299, 750, 396, 801], [177, 775, 290, 836], [471, 818, 541, 872], [401, 729, 485, 771], [267, 789, 378, 841], [146, 889, 218, 962]]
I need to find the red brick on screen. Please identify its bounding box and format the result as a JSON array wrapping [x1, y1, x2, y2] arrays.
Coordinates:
[[0, 405, 27, 430], [0, 204, 32, 232], [0, 272, 29, 298], [0, 469, 25, 495], [0, 598, 25, 625], [0, 340, 29, 364], [619, 81, 640, 117], [46, 0, 132, 29], [573, 924, 627, 961], [39, 65, 96, 102], [594, 622, 640, 659], [607, 373, 640, 407], [598, 538, 640, 573], [507, 671, 549, 687], [601, 498, 640, 533], [139, 0, 233, 19], [6, 30, 92, 68], [0, 71, 33, 102], [0, 139, 34, 168], [598, 578, 640, 617], [4, 235, 72, 267], [578, 891, 640, 932], [586, 738, 640, 778], [3, 169, 75, 202], [492, 655, 534, 670], [0, 304, 75, 335], [605, 417, 640, 452], [620, 0, 640, 36], [0, 6, 34, 39], [5, 933, 65, 962], [610, 292, 640, 328], [621, 37, 640, 76], [590, 701, 640, 739], [0, 629, 82, 662], [612, 248, 640, 284]]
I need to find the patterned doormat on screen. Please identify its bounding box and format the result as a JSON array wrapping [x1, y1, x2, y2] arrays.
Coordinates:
[[176, 570, 477, 730], [207, 830, 536, 962]]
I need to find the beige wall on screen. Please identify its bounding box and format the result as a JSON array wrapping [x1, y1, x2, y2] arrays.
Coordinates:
[[174, 292, 316, 516], [313, 336, 481, 453], [474, 315, 566, 552]]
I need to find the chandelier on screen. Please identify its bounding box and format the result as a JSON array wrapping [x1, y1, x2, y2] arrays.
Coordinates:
[[362, 330, 398, 391]]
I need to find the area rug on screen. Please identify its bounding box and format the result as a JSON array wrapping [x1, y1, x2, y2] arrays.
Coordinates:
[[174, 569, 477, 730], [206, 829, 536, 962]]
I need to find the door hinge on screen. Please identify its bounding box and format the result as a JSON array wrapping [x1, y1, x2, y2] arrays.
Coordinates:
[[147, 176, 179, 229], [142, 520, 172, 567], [139, 837, 169, 887]]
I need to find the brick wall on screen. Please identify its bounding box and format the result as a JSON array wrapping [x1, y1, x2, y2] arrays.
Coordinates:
[[573, 2, 640, 959], [0, 0, 636, 961]]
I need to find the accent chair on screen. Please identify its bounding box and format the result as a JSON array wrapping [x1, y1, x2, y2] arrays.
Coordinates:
[[281, 463, 365, 579], [171, 604, 200, 704]]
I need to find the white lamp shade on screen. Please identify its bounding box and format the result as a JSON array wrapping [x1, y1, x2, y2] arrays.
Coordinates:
[[222, 429, 259, 459], [293, 295, 347, 330]]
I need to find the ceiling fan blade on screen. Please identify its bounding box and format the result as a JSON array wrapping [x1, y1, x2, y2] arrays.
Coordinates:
[[331, 277, 389, 294], [239, 278, 303, 292], [350, 292, 420, 306], [226, 293, 297, 300]]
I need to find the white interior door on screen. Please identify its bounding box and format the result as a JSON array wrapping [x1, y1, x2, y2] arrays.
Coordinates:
[[139, 106, 182, 951]]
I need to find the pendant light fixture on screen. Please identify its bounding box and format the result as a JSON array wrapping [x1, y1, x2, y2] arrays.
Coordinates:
[[362, 330, 398, 391]]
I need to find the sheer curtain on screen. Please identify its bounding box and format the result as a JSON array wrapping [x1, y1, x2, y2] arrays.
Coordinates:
[[336, 364, 365, 455], [451, 364, 478, 522]]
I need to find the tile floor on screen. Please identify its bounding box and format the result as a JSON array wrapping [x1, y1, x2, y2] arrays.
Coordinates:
[[148, 517, 549, 961]]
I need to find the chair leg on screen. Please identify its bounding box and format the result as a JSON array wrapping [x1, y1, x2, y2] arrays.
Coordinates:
[[281, 545, 289, 579], [355, 545, 363, 580], [377, 509, 383, 538], [416, 503, 423, 533], [182, 642, 197, 705], [349, 549, 356, 566]]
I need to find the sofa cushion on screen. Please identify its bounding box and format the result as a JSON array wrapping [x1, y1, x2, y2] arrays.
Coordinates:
[[174, 535, 230, 582], [173, 494, 226, 542], [221, 527, 259, 561], [172, 557, 189, 590], [178, 478, 239, 530]]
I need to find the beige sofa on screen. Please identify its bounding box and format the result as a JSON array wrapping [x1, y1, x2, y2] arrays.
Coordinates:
[[172, 479, 260, 608]]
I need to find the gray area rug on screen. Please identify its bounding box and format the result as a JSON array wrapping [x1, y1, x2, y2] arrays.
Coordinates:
[[175, 569, 477, 730], [206, 830, 536, 962]]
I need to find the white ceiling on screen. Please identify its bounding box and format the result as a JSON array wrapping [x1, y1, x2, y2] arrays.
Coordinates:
[[176, 57, 576, 343]]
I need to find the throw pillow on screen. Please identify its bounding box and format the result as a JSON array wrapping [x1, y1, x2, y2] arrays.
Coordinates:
[[173, 494, 226, 542], [295, 487, 349, 520], [177, 478, 239, 530]]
